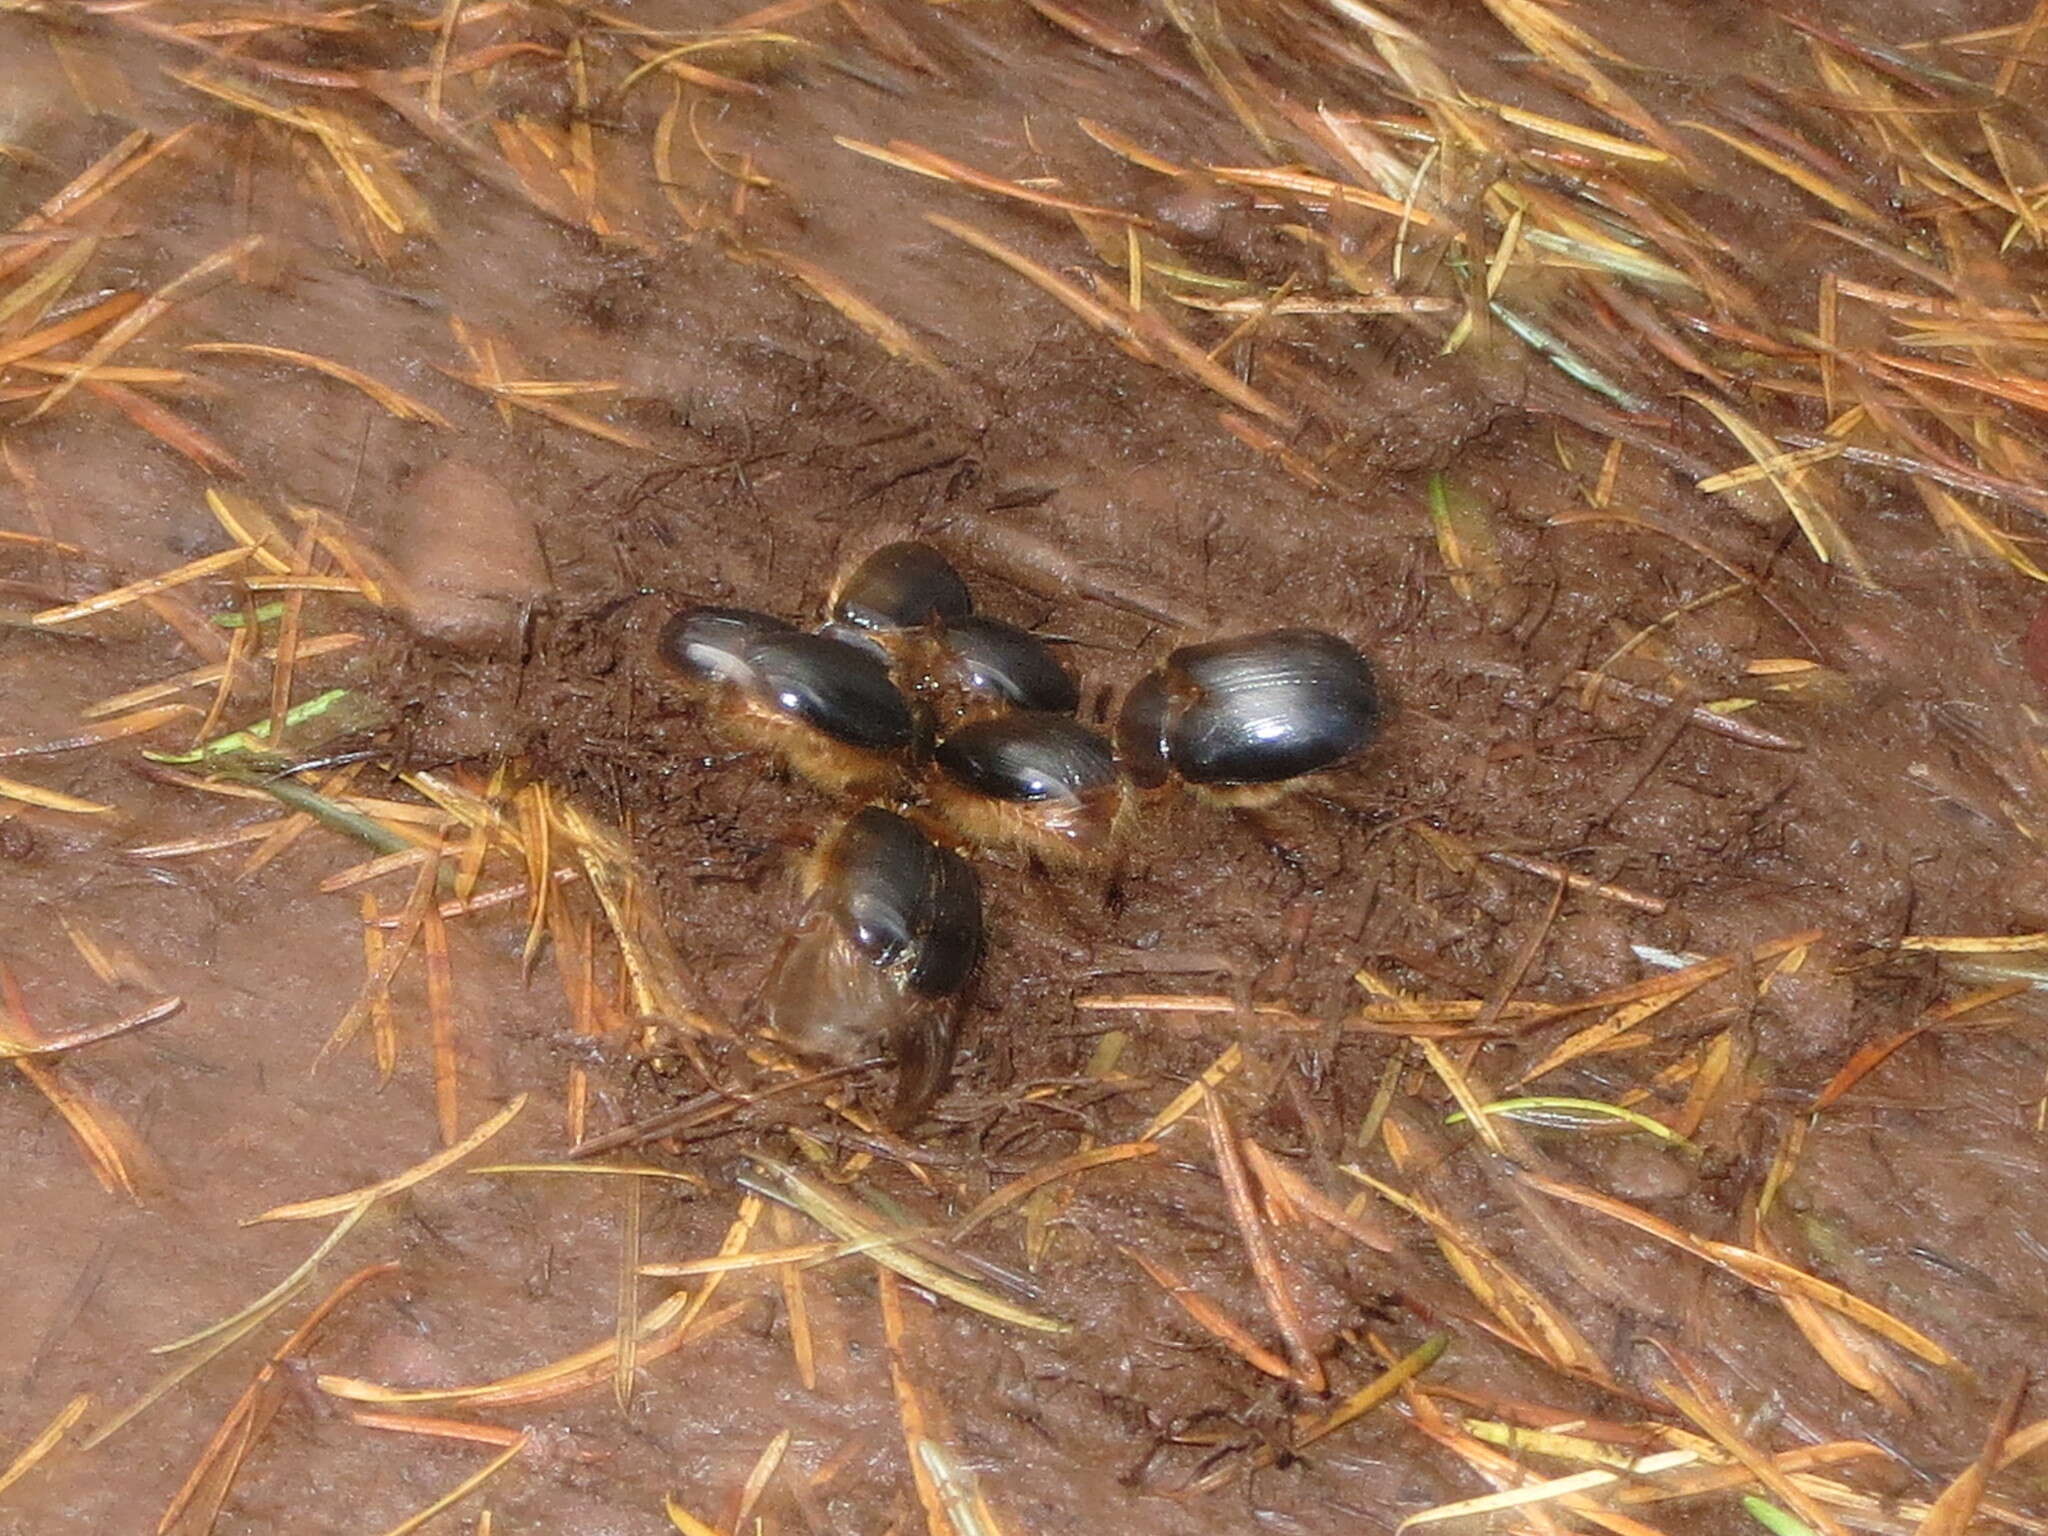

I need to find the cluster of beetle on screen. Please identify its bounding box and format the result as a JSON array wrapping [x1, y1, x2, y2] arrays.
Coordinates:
[[658, 541, 1383, 1125]]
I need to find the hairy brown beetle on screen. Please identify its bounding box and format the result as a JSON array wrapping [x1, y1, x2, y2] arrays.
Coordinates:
[[828, 542, 1078, 722], [764, 806, 982, 1124], [658, 606, 919, 795], [928, 712, 1125, 861]]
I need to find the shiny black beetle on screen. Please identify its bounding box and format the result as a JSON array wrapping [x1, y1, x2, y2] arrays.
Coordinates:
[[828, 542, 1079, 719], [927, 614, 1079, 715], [765, 806, 982, 1124], [829, 541, 973, 632], [657, 605, 918, 795], [929, 712, 1125, 860], [1115, 628, 1381, 801]]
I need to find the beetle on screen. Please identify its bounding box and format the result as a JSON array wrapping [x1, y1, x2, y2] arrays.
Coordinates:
[[1115, 628, 1381, 803], [926, 614, 1080, 716], [657, 605, 919, 795], [829, 541, 974, 632], [828, 542, 1078, 720], [929, 712, 1125, 860], [764, 806, 983, 1124]]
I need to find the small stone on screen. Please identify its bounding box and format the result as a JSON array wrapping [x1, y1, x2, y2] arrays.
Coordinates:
[[1597, 1141, 1695, 1203], [394, 457, 548, 653]]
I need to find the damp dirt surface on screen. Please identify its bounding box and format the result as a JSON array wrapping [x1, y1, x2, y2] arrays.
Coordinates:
[[5, 1, 2048, 1533]]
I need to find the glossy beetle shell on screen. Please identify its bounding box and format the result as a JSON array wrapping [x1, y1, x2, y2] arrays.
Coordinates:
[[766, 807, 982, 1123], [660, 606, 795, 684], [830, 542, 974, 632], [932, 616, 1080, 715], [743, 631, 917, 752], [658, 605, 917, 792], [1118, 628, 1380, 793], [930, 713, 1124, 858]]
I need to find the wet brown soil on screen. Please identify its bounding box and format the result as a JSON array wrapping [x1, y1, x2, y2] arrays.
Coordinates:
[[4, 0, 2048, 1532]]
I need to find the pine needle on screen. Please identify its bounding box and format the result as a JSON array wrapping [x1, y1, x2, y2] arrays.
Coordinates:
[[1522, 1174, 1954, 1365], [246, 1095, 527, 1222], [0, 1393, 91, 1499], [187, 343, 451, 425]]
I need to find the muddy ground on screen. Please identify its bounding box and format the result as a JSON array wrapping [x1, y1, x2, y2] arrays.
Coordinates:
[[3, 0, 2048, 1532]]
